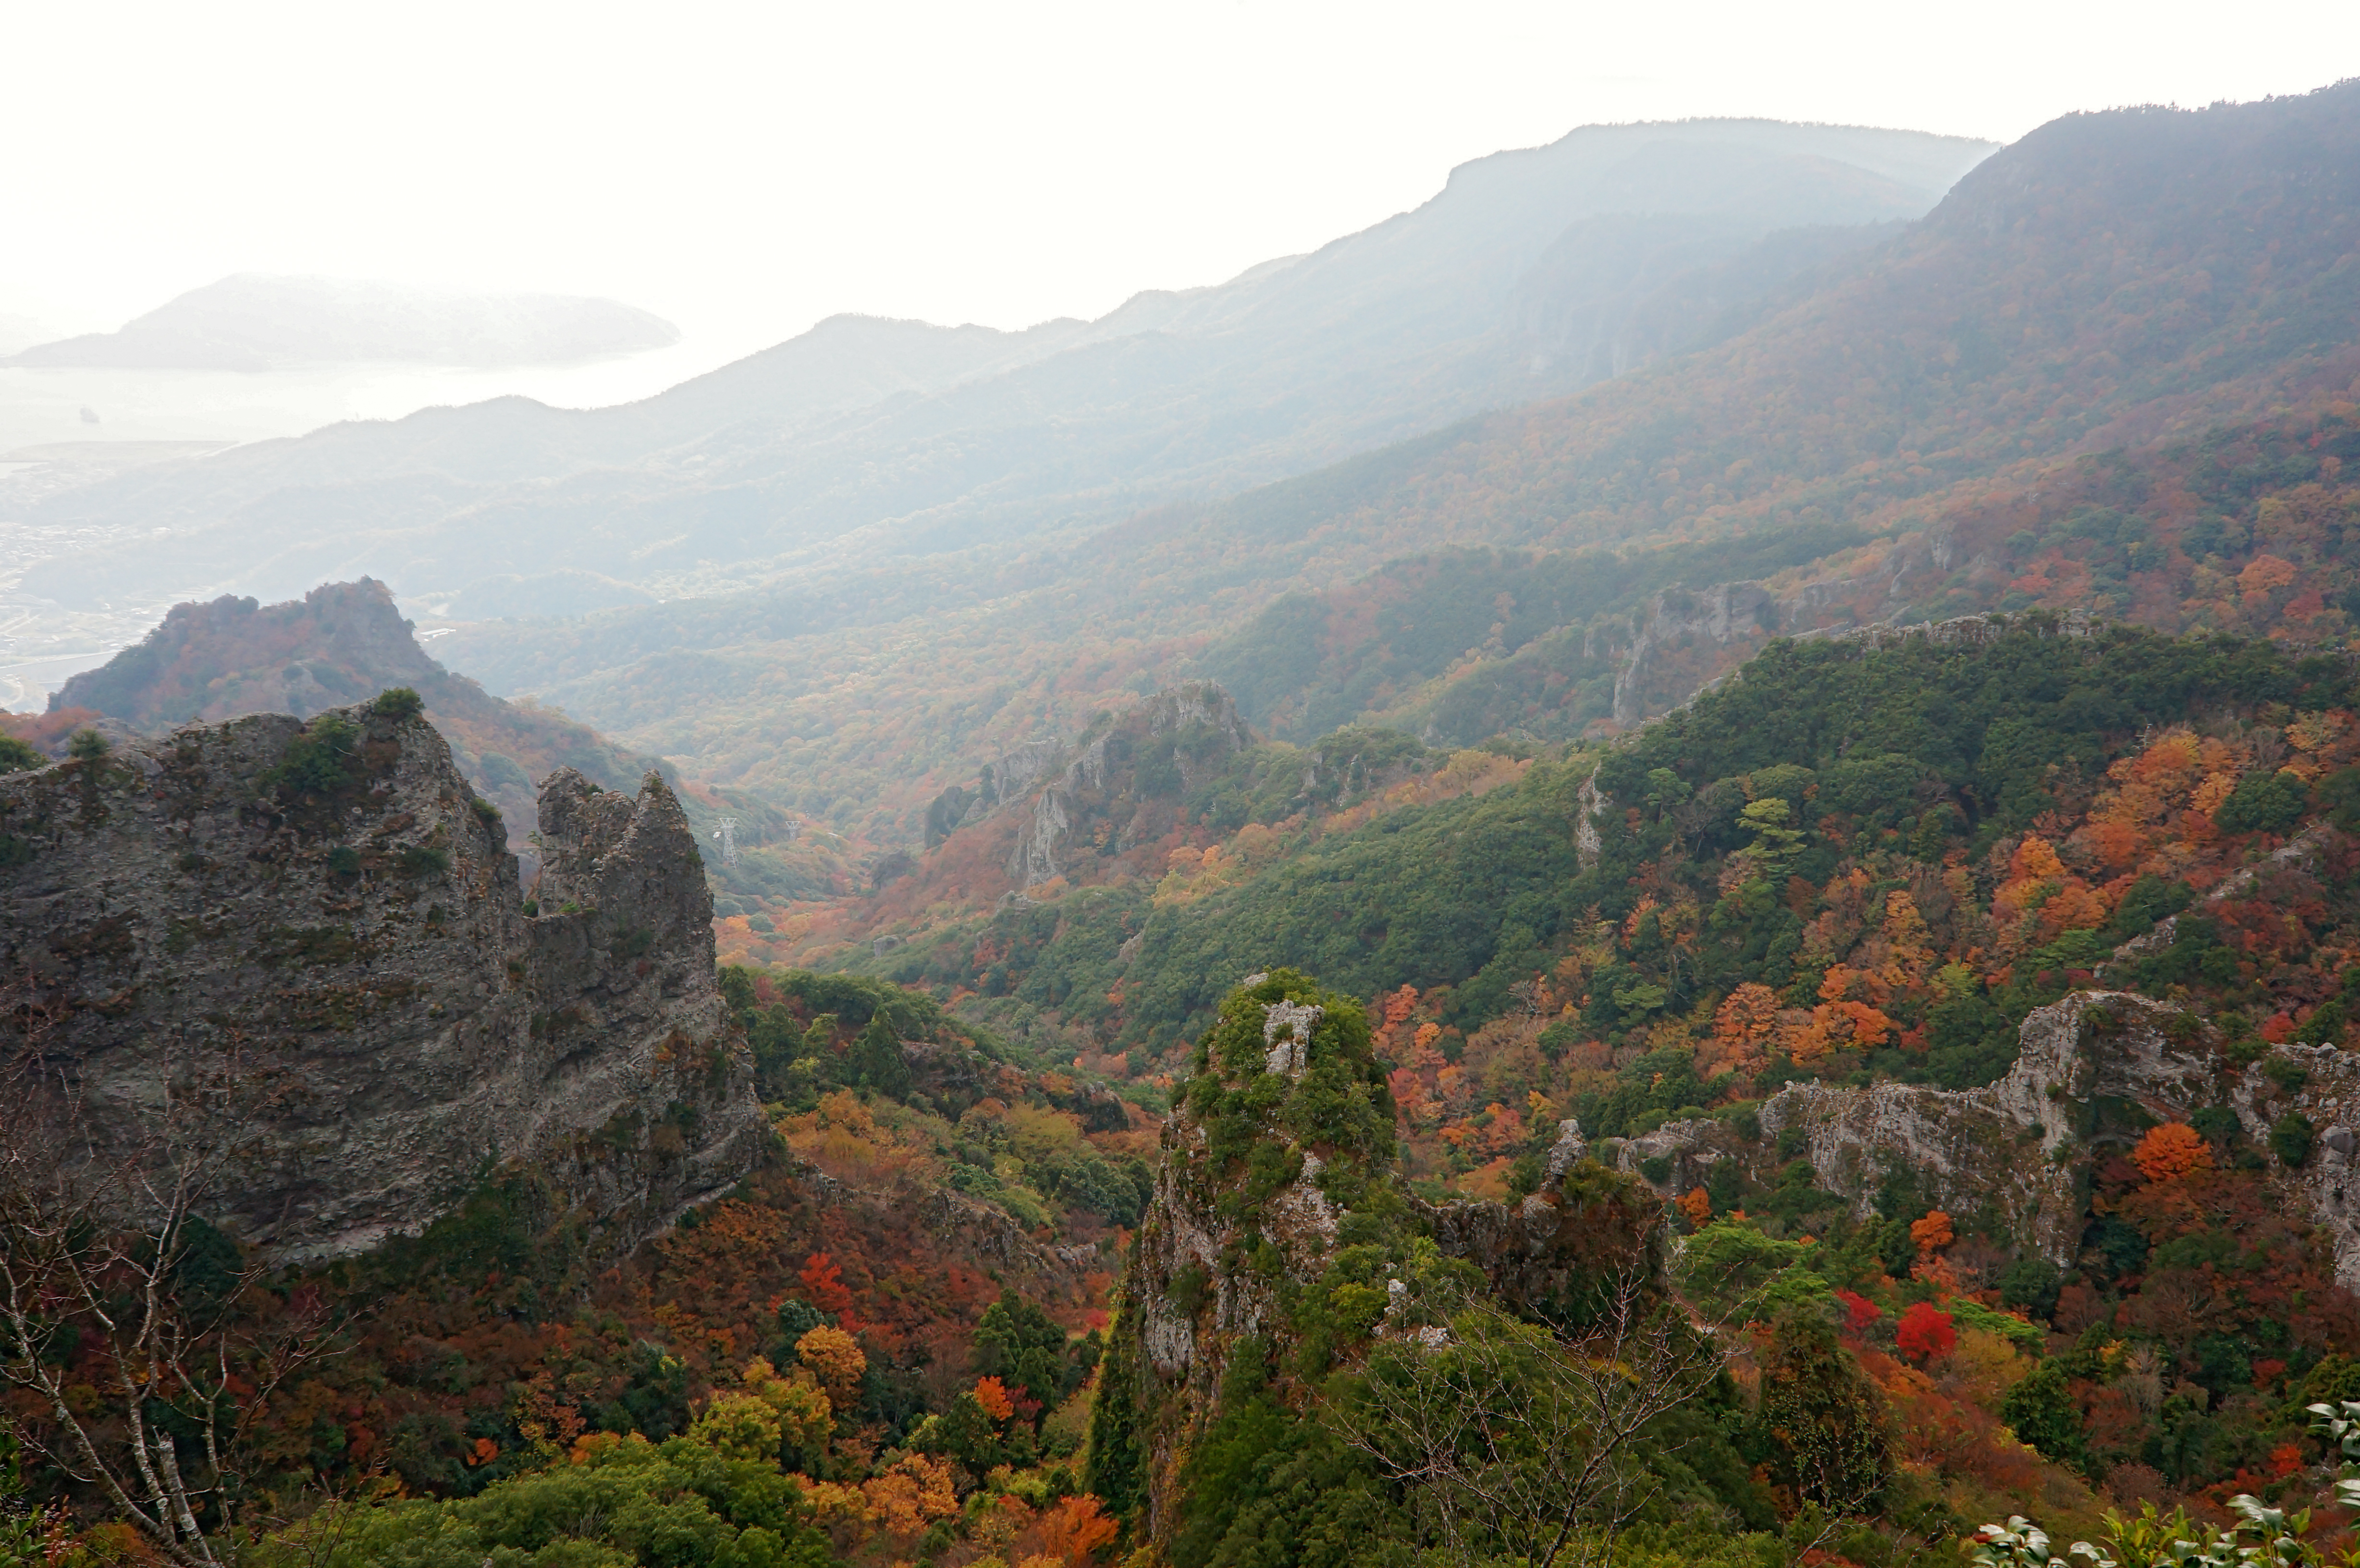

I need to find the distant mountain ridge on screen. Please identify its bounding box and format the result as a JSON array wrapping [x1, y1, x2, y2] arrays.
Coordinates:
[[46, 578, 855, 900], [402, 82, 2360, 849], [9, 118, 1991, 620], [3, 273, 679, 371], [49, 580, 664, 871]]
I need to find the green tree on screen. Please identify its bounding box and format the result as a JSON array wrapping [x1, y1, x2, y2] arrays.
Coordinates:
[[2273, 1112, 2317, 1168], [2215, 771, 2306, 835], [1083, 1296, 1147, 1523], [1756, 1308, 1889, 1514], [1738, 797, 1806, 873], [258, 1430, 837, 1567], [370, 686, 424, 721], [2001, 1360, 2087, 1470], [974, 1289, 1068, 1425], [846, 1014, 911, 1101]]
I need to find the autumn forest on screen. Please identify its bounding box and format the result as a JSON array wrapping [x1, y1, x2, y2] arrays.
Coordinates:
[[5, 71, 2360, 1568]]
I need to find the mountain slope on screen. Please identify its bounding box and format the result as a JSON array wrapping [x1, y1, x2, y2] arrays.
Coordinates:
[[1172, 83, 2360, 571], [822, 614, 2360, 1545], [49, 579, 658, 832], [10, 120, 1989, 622], [405, 82, 2360, 847]]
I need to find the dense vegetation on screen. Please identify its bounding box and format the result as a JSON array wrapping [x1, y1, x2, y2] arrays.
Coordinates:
[[17, 79, 2360, 1568], [0, 971, 1156, 1568], [833, 618, 2355, 1085]]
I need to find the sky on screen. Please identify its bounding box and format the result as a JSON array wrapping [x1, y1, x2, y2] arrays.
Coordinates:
[[6, 0, 2358, 383]]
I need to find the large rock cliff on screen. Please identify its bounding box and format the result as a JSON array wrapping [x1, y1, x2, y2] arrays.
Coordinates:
[[922, 682, 1253, 889], [1100, 971, 1662, 1542], [1613, 985, 2360, 1292], [40, 579, 680, 884], [0, 698, 768, 1262]]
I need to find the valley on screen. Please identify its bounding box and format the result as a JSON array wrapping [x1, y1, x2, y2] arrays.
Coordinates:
[[5, 74, 2360, 1568]]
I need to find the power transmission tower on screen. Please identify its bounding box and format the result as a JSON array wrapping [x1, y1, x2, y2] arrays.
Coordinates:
[[713, 817, 740, 868]]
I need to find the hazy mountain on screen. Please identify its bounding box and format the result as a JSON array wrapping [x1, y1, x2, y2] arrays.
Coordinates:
[[3, 273, 679, 371], [43, 577, 853, 900], [0, 312, 58, 357], [406, 80, 2360, 846], [47, 579, 662, 859], [8, 120, 1991, 619]]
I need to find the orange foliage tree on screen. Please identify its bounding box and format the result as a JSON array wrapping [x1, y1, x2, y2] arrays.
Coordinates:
[[1910, 1210, 1954, 1257], [799, 1250, 856, 1315], [2133, 1123, 2212, 1183], [973, 1375, 1016, 1422]]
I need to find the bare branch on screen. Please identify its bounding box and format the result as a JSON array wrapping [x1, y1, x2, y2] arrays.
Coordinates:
[[0, 967, 346, 1565]]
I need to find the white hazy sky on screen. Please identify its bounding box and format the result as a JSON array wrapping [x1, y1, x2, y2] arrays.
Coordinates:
[[6, 0, 2357, 376]]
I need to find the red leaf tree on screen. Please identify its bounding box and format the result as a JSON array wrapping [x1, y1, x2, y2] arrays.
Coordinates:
[[1896, 1300, 1956, 1363]]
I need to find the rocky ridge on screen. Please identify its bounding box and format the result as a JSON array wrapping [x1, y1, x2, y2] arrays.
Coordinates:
[[39, 579, 683, 884], [0, 699, 767, 1262], [1106, 971, 1663, 1540], [923, 683, 1252, 888], [1614, 986, 2360, 1289]]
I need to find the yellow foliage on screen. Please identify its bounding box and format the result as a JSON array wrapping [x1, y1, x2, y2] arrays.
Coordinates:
[[862, 1452, 959, 1537], [798, 1325, 868, 1409], [1946, 1326, 2033, 1406], [1001, 1102, 1087, 1168], [740, 1357, 834, 1448], [689, 1391, 783, 1461], [2191, 772, 2239, 815]]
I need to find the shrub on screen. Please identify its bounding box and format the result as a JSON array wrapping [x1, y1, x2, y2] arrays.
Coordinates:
[[370, 686, 425, 721], [397, 845, 451, 878], [2271, 1111, 2316, 1168], [67, 729, 110, 761], [0, 735, 41, 773], [266, 715, 358, 796]]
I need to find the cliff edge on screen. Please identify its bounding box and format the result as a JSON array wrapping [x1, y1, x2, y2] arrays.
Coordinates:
[[0, 697, 767, 1262]]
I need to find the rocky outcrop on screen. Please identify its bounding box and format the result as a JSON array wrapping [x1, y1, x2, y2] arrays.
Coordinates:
[[1614, 992, 2208, 1260], [1113, 973, 1662, 1541], [1612, 987, 2360, 1285], [41, 579, 673, 884], [922, 682, 1253, 888], [1761, 992, 2205, 1262], [1609, 581, 1780, 724], [0, 701, 767, 1263]]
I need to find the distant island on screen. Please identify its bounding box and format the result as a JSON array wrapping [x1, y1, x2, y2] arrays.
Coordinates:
[[3, 272, 679, 370]]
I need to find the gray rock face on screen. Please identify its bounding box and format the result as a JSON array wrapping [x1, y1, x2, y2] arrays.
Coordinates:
[[1616, 988, 2360, 1295], [0, 705, 767, 1263], [918, 682, 1253, 888], [1618, 990, 2212, 1264]]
